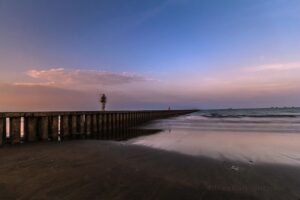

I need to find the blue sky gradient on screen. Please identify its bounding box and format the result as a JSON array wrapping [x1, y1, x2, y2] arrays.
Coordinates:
[[1, 0, 300, 110]]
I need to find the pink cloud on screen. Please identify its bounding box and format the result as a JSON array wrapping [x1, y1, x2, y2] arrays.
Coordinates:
[[16, 68, 147, 87], [250, 62, 300, 71], [13, 82, 55, 87]]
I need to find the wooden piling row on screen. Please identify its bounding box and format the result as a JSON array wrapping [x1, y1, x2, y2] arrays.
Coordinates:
[[0, 116, 5, 146], [0, 110, 197, 146]]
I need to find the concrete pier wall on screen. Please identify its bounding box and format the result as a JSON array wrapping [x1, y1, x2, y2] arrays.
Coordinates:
[[0, 110, 197, 146]]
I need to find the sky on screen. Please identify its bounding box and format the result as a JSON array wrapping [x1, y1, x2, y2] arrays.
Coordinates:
[[0, 0, 300, 111]]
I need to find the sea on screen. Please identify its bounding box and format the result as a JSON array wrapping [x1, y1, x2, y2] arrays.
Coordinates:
[[129, 108, 300, 166]]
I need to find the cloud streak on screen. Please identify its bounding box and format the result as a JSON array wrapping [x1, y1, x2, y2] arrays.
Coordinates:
[[16, 68, 147, 87], [249, 62, 300, 71]]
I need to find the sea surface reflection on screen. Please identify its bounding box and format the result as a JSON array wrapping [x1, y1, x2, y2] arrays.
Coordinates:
[[129, 108, 300, 166]]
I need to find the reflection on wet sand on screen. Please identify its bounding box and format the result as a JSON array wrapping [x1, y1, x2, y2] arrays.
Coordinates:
[[130, 130, 300, 165], [129, 110, 300, 166], [58, 128, 162, 142]]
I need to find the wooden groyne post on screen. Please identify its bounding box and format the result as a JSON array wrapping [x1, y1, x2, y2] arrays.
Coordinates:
[[0, 110, 197, 146]]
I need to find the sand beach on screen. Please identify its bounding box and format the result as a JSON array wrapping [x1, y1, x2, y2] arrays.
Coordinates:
[[0, 140, 300, 200]]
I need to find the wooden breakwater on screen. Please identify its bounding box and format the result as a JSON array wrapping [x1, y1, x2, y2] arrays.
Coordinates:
[[0, 110, 197, 145]]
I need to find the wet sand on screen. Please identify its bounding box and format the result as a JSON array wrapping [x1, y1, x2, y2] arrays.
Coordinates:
[[0, 140, 300, 200]]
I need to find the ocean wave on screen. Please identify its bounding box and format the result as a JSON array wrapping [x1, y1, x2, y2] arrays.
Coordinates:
[[201, 113, 300, 118]]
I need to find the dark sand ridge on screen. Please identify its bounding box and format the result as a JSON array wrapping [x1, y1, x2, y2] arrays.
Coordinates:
[[0, 140, 300, 200]]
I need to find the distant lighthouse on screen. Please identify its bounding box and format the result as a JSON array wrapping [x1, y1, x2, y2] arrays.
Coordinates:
[[100, 94, 107, 111]]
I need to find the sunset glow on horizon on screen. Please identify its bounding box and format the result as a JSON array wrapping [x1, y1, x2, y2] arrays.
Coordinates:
[[1, 0, 300, 111]]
